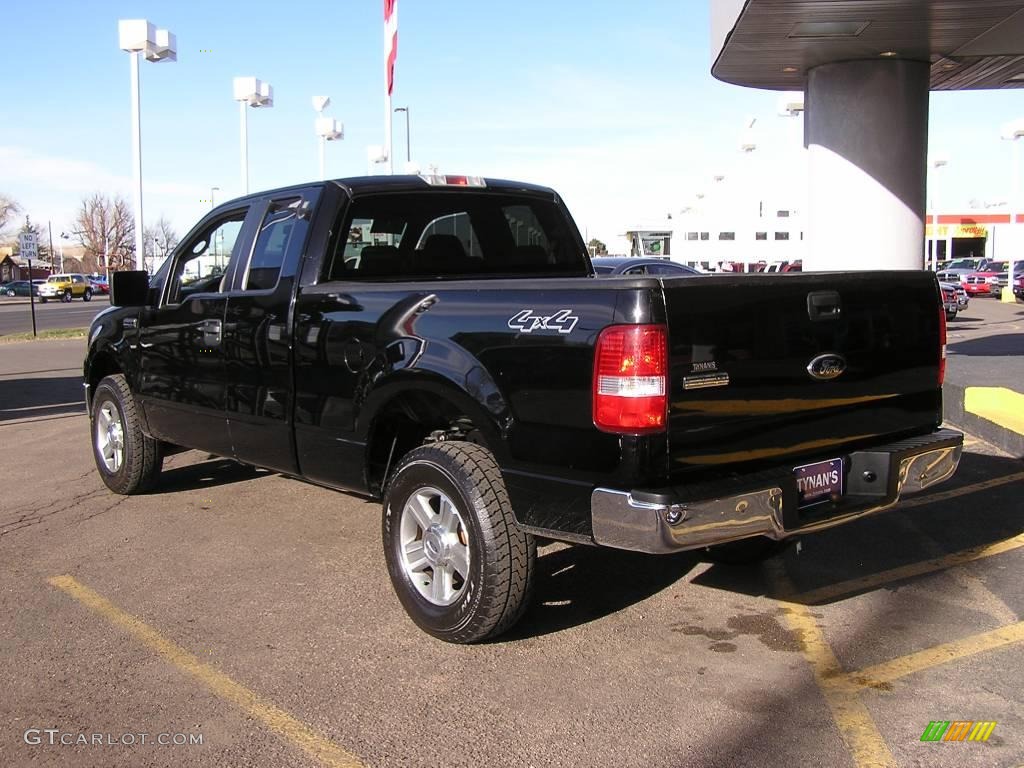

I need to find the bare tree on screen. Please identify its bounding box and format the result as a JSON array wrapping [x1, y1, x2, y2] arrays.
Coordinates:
[[72, 193, 135, 272], [144, 216, 179, 272], [0, 194, 21, 237]]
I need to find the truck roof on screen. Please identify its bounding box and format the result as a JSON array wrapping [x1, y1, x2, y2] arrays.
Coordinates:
[[221, 175, 559, 207]]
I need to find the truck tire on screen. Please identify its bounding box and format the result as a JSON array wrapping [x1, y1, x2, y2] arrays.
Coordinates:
[[91, 374, 163, 495], [382, 441, 535, 643], [62, 289, 72, 303], [40, 297, 48, 303], [83, 288, 92, 302]]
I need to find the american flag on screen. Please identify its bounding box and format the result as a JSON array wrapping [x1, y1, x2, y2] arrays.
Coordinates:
[[385, 0, 398, 96]]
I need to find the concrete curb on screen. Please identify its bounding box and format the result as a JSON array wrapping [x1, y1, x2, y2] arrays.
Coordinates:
[[944, 381, 1024, 458]]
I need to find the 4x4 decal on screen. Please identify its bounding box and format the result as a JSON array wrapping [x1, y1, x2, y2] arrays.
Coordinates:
[[507, 309, 579, 334]]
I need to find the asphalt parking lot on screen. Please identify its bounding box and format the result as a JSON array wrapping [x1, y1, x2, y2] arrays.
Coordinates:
[[2, 339, 1022, 768]]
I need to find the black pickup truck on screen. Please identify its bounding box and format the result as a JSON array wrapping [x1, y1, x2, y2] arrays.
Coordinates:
[[85, 174, 962, 643]]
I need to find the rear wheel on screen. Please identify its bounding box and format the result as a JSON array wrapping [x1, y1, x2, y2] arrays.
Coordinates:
[[91, 374, 163, 494], [40, 297, 48, 303], [383, 441, 535, 643], [83, 288, 92, 302]]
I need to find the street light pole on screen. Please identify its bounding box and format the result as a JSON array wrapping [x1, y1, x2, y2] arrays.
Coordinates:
[[1000, 120, 1024, 301], [129, 50, 144, 273], [118, 20, 176, 272], [234, 77, 274, 195], [239, 99, 249, 193], [210, 186, 220, 211], [313, 97, 344, 181], [928, 156, 948, 271]]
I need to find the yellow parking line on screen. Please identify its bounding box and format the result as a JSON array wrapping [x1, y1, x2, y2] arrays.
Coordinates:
[[897, 470, 1024, 510], [844, 621, 1024, 690], [767, 563, 897, 768], [48, 575, 364, 768], [790, 532, 1024, 605]]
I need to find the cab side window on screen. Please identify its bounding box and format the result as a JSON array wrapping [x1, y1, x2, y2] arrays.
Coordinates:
[[243, 198, 305, 291], [166, 210, 247, 305]]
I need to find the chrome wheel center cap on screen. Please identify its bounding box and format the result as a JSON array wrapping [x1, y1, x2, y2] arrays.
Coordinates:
[[423, 525, 449, 566]]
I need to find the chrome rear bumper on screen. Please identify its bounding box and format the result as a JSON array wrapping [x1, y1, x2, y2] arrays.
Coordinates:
[[591, 429, 963, 554]]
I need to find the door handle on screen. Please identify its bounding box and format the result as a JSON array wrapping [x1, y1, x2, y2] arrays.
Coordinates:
[[200, 319, 222, 346]]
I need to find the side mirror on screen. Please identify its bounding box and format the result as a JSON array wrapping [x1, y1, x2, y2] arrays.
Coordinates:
[[111, 271, 150, 307]]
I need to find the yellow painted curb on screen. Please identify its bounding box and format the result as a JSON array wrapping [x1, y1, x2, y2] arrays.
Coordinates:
[[965, 387, 1024, 436]]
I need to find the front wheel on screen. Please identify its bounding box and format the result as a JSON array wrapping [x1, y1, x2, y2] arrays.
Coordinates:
[[83, 288, 92, 302], [91, 374, 163, 494], [383, 441, 535, 643], [62, 289, 72, 303], [40, 297, 48, 303]]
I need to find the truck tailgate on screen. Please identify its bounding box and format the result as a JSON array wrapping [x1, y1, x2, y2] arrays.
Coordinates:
[[663, 271, 943, 476]]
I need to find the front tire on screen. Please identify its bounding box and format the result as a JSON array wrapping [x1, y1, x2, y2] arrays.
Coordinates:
[[62, 289, 72, 303], [40, 297, 48, 303], [91, 374, 163, 494], [383, 441, 535, 643]]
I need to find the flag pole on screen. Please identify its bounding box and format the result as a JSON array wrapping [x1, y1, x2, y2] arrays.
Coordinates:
[[384, 0, 397, 174], [386, 91, 393, 175]]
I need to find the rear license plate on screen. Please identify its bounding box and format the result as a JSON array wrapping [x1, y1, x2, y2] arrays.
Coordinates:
[[794, 457, 844, 508]]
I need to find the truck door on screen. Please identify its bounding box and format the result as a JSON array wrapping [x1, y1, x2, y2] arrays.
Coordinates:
[[136, 204, 258, 456], [222, 189, 318, 474]]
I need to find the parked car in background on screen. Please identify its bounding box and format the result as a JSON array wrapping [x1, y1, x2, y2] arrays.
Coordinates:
[[2, 279, 45, 297], [39, 273, 94, 303], [939, 283, 959, 320], [1014, 274, 1024, 300], [939, 281, 968, 312], [591, 257, 702, 277], [942, 282, 966, 309], [935, 257, 982, 282], [963, 261, 1009, 297], [88, 276, 110, 295], [991, 262, 1024, 292]]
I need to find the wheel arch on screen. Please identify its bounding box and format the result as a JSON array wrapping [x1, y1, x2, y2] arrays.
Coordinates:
[[360, 373, 510, 496], [85, 350, 123, 412]]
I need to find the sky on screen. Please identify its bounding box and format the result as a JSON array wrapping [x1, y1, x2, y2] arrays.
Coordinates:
[[3, 0, 1024, 253]]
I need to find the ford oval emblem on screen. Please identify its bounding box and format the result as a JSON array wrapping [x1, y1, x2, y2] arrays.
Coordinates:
[[807, 353, 847, 381]]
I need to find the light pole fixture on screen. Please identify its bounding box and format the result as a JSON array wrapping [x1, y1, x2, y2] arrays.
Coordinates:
[[777, 92, 805, 117], [367, 145, 387, 175], [313, 96, 343, 181], [210, 185, 220, 210], [118, 19, 176, 271], [394, 106, 411, 168], [739, 116, 758, 153], [233, 77, 274, 194], [927, 155, 948, 271], [1000, 119, 1024, 301]]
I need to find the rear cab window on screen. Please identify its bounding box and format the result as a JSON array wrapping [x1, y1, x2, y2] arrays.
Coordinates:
[[321, 191, 589, 282]]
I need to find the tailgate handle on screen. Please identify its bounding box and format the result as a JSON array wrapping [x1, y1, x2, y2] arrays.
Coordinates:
[[807, 291, 842, 321]]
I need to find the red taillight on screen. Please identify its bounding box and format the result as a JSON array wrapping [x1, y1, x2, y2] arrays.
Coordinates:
[[938, 304, 947, 386], [593, 324, 668, 434]]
